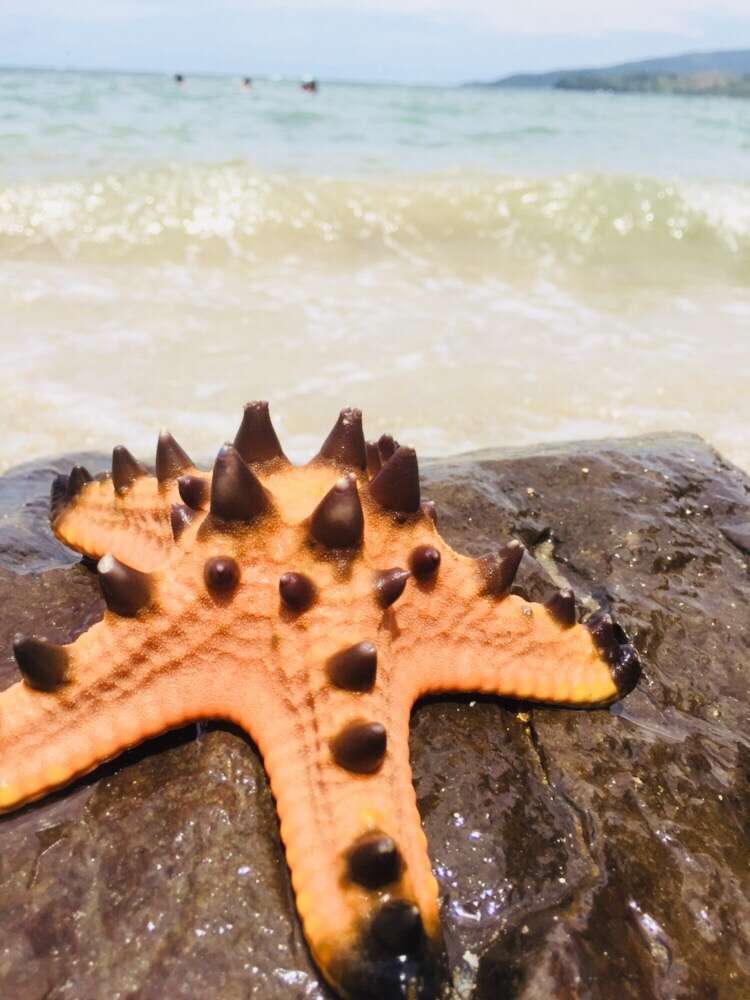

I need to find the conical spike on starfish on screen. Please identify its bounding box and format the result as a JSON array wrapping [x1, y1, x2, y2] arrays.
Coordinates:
[[155, 429, 193, 485], [209, 443, 270, 524], [23, 406, 643, 998], [233, 400, 289, 468], [369, 445, 420, 514], [111, 445, 148, 495], [314, 407, 368, 471]]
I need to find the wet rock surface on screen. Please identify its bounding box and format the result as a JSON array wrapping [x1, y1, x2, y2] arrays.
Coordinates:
[[1, 435, 748, 999]]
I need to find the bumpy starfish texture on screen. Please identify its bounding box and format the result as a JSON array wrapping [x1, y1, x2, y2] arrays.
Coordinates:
[[5, 404, 641, 1000]]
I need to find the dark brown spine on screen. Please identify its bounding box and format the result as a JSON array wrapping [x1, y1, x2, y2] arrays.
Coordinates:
[[13, 635, 69, 691], [346, 833, 402, 889], [170, 503, 195, 540], [279, 572, 316, 612], [309, 475, 364, 548], [377, 434, 398, 463], [369, 446, 421, 514], [375, 568, 410, 608], [66, 465, 92, 500], [326, 641, 377, 691], [178, 474, 209, 510], [209, 445, 268, 523], [370, 901, 424, 954], [545, 589, 577, 627], [233, 401, 288, 465], [586, 610, 642, 696], [315, 408, 367, 470], [409, 545, 441, 579], [98, 554, 152, 616], [156, 430, 193, 484], [112, 446, 147, 495], [204, 556, 241, 594], [478, 540, 525, 597], [331, 721, 387, 773]]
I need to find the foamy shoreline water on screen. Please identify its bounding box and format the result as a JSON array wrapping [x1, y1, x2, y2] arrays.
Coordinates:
[[1, 70, 748, 472]]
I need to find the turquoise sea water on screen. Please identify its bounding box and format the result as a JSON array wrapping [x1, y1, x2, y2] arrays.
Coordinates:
[[1, 69, 749, 470]]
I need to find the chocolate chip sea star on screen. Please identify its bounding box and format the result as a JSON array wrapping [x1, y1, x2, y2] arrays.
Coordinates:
[[1, 404, 641, 999]]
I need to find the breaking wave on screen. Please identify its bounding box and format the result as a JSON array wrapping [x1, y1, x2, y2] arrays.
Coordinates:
[[1, 165, 748, 287]]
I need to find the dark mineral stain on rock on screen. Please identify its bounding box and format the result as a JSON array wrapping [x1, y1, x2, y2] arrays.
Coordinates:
[[1, 433, 749, 999]]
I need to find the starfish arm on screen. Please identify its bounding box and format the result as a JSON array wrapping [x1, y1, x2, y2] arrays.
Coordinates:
[[0, 528, 251, 813], [227, 665, 443, 1000], [394, 553, 638, 707], [50, 433, 203, 572], [0, 576, 286, 816], [51, 474, 178, 572], [0, 612, 202, 812]]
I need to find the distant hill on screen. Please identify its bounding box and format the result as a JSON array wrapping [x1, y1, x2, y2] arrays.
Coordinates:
[[555, 71, 750, 97], [481, 49, 750, 89]]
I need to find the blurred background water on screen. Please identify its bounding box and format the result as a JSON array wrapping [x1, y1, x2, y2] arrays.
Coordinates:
[[1, 69, 749, 470]]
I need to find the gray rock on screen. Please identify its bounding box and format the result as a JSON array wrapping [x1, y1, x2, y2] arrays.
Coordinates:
[[0, 434, 748, 999]]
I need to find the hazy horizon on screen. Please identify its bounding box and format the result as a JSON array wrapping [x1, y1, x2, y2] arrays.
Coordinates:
[[1, 2, 750, 85], [2, 44, 750, 89]]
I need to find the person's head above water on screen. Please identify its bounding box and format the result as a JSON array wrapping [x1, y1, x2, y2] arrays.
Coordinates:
[[173, 73, 184, 85]]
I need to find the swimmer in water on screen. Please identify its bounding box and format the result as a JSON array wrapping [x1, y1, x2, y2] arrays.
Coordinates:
[[241, 77, 252, 89], [174, 73, 185, 86]]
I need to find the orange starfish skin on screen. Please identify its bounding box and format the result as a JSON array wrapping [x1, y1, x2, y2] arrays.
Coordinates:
[[51, 470, 177, 571], [4, 405, 641, 1000], [50, 430, 197, 572]]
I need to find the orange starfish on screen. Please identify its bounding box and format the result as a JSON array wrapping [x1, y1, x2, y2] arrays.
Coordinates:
[[3, 404, 641, 999]]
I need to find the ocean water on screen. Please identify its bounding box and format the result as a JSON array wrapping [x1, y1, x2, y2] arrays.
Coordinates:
[[1, 68, 749, 472]]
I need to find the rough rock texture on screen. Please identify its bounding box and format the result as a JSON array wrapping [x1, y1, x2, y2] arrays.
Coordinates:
[[1, 434, 748, 999]]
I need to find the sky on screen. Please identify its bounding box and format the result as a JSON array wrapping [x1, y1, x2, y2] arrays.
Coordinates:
[[1, 1, 749, 83]]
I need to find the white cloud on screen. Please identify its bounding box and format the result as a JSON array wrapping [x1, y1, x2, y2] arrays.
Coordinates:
[[0, 1, 171, 20], [2, 0, 750, 35], [304, 0, 750, 35]]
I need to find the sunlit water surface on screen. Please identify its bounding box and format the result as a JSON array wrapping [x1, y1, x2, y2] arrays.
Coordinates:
[[1, 70, 749, 470]]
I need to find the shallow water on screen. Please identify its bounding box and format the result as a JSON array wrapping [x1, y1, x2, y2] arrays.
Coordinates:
[[1, 69, 748, 471]]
